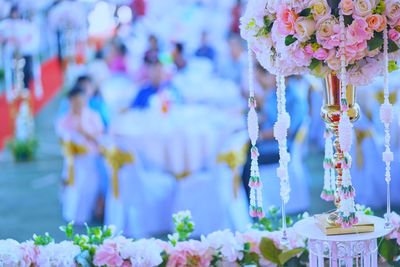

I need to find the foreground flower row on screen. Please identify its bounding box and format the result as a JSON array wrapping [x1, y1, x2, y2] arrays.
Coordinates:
[[1, 210, 400, 267]]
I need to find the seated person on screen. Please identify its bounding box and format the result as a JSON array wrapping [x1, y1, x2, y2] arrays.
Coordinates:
[[56, 86, 104, 224], [131, 62, 172, 109], [172, 42, 187, 71], [195, 31, 216, 62]]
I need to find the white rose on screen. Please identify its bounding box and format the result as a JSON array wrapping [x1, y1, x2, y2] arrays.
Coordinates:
[[294, 17, 316, 41], [310, 0, 331, 21], [386, 0, 400, 26], [354, 0, 373, 17], [316, 16, 338, 43]]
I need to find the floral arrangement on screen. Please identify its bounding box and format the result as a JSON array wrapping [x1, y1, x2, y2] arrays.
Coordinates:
[[1, 209, 400, 267], [240, 0, 400, 85]]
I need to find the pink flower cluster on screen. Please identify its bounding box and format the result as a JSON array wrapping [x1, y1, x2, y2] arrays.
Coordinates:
[[240, 0, 400, 85]]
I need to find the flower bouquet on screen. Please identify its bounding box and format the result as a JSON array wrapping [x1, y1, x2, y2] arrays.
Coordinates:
[[241, 0, 400, 229], [241, 0, 400, 85]]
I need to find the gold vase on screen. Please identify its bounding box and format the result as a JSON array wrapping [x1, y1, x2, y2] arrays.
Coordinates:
[[321, 73, 360, 221]]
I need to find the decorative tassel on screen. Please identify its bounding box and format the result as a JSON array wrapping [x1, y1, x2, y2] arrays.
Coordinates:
[[336, 11, 357, 227], [247, 45, 264, 219], [321, 129, 335, 201]]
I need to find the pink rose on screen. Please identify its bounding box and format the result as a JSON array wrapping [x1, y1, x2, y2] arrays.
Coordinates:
[[386, 0, 400, 27], [366, 14, 386, 32], [346, 17, 373, 45], [354, 0, 373, 17], [94, 240, 124, 267], [316, 16, 341, 49], [339, 0, 354, 15], [389, 28, 400, 41], [276, 4, 298, 35], [304, 44, 314, 55], [313, 47, 329, 60]]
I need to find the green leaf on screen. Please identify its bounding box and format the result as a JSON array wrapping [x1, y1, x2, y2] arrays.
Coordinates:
[[343, 15, 353, 26], [389, 60, 399, 73], [309, 58, 321, 70], [259, 237, 282, 264], [379, 239, 398, 264], [278, 248, 305, 266], [299, 8, 311, 17], [367, 34, 384, 51], [241, 251, 260, 266], [285, 35, 297, 46], [388, 39, 400, 53]]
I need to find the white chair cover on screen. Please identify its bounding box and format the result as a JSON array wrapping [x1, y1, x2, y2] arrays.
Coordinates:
[[172, 130, 251, 236], [103, 135, 176, 238], [61, 133, 100, 225]]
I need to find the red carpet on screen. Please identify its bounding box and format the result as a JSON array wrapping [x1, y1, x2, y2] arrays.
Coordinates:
[[0, 57, 63, 149]]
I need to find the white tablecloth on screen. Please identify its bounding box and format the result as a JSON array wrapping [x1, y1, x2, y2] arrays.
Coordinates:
[[109, 105, 245, 176]]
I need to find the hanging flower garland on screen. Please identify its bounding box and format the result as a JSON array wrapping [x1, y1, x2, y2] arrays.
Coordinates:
[[380, 25, 394, 227], [321, 128, 335, 201], [336, 12, 358, 228], [247, 45, 264, 219]]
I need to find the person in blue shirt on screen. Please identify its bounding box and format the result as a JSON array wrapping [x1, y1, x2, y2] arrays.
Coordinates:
[[195, 31, 216, 62], [131, 62, 170, 108], [242, 63, 309, 199]]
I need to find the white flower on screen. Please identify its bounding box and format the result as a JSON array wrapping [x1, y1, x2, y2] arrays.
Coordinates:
[[201, 230, 243, 263], [294, 17, 316, 42], [354, 0, 374, 17], [36, 241, 80, 267], [0, 239, 23, 267], [240, 0, 268, 40], [120, 239, 163, 267], [386, 0, 400, 26]]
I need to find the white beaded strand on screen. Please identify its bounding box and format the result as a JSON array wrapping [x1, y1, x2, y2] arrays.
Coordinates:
[[380, 26, 394, 228], [273, 56, 291, 243], [247, 44, 264, 219]]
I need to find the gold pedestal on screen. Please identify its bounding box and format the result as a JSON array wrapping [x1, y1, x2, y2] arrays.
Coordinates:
[[320, 73, 374, 233], [315, 214, 375, 235]]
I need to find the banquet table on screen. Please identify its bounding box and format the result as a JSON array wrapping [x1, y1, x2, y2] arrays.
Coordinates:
[[108, 105, 246, 178]]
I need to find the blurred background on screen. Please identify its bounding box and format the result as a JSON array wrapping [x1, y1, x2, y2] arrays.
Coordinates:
[[0, 0, 399, 241]]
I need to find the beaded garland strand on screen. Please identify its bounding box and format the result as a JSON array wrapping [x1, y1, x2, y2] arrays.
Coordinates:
[[380, 25, 394, 228], [247, 45, 264, 219], [273, 57, 291, 242], [321, 128, 335, 201], [337, 12, 358, 227]]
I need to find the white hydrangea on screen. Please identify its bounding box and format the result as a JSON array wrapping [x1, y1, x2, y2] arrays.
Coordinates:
[[120, 239, 163, 267], [36, 241, 80, 267], [201, 230, 243, 263], [0, 239, 23, 267]]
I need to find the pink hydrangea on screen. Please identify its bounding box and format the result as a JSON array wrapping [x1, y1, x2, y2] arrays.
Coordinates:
[[167, 240, 213, 267], [20, 241, 38, 267], [93, 237, 131, 267], [346, 17, 373, 46]]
